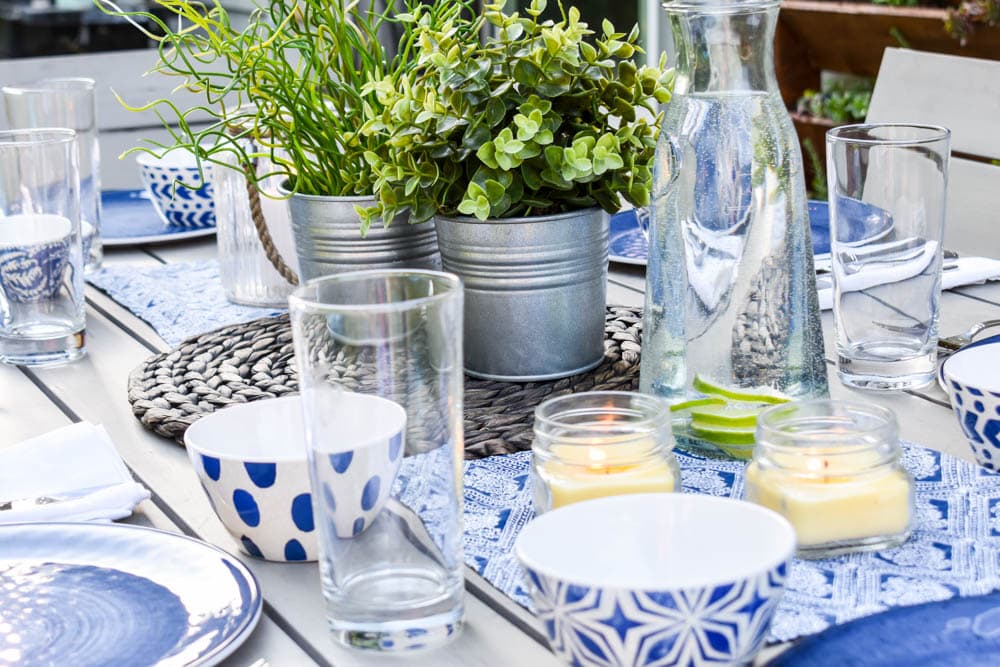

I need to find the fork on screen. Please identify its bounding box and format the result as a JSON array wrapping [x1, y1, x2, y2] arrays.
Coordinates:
[[938, 319, 1000, 351]]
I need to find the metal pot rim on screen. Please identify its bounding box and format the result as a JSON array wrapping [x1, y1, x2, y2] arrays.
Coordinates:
[[434, 207, 607, 226], [277, 180, 376, 203]]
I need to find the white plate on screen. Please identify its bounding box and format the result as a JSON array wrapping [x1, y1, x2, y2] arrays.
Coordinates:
[[0, 522, 261, 666]]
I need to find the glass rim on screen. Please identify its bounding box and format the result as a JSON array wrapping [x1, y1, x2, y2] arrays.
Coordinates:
[[660, 0, 780, 14], [826, 123, 951, 147], [2, 77, 96, 94], [288, 269, 462, 314], [756, 399, 898, 453], [0, 128, 76, 147], [534, 391, 672, 438]]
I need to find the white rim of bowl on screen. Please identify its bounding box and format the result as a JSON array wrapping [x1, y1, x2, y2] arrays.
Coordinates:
[[184, 395, 306, 463], [515, 493, 796, 590], [941, 340, 1000, 394]]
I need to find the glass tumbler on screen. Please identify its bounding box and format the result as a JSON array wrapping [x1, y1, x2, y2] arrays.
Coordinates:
[[0, 129, 85, 365], [826, 124, 951, 390], [532, 391, 680, 514], [3, 78, 101, 272], [745, 399, 913, 558], [289, 270, 465, 652]]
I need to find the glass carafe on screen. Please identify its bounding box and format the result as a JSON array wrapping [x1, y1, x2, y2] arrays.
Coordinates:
[[640, 0, 828, 453]]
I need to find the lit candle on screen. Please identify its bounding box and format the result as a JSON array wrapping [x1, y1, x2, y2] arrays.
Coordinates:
[[532, 392, 681, 513], [745, 400, 913, 557]]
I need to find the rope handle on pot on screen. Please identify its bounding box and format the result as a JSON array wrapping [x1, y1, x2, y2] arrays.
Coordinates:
[[242, 164, 299, 286], [225, 125, 299, 286]]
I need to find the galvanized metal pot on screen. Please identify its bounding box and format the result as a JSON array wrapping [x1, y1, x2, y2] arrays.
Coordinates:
[[435, 208, 609, 381], [286, 191, 441, 281]]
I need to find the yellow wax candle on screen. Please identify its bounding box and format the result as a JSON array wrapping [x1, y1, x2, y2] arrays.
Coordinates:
[[745, 449, 912, 547], [537, 440, 678, 510]]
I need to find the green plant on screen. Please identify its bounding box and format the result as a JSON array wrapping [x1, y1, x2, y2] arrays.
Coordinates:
[[795, 81, 873, 123], [946, 0, 1000, 43], [358, 0, 673, 226], [97, 0, 474, 198]]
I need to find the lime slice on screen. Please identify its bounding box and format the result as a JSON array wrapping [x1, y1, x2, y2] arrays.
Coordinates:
[[669, 397, 726, 413], [689, 403, 765, 427], [689, 422, 756, 446], [692, 375, 791, 405]]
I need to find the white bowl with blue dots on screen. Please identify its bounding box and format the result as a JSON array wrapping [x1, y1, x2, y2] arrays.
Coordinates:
[[942, 339, 1000, 471], [184, 396, 316, 562], [136, 148, 216, 229], [305, 389, 408, 539]]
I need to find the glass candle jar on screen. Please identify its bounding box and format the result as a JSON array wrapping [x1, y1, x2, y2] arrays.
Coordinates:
[[745, 400, 913, 558], [532, 391, 681, 514]]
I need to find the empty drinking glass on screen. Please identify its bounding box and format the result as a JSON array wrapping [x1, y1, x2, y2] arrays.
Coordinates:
[[289, 270, 465, 652], [827, 124, 951, 390], [3, 78, 102, 272], [0, 129, 85, 365]]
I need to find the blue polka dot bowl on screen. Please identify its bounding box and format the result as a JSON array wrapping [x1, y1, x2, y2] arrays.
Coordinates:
[[515, 494, 795, 667], [942, 338, 1000, 471], [184, 396, 317, 562], [306, 390, 407, 539], [136, 149, 216, 229], [0, 214, 74, 303]]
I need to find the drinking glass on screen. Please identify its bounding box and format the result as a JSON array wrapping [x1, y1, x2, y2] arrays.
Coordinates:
[[3, 78, 101, 272], [0, 129, 85, 365], [827, 124, 951, 390], [289, 270, 465, 652]]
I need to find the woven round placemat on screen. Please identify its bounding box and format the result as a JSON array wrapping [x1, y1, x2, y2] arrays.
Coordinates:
[[128, 305, 643, 459]]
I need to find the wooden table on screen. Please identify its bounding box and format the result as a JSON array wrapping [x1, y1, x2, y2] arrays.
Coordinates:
[[3, 234, 999, 666]]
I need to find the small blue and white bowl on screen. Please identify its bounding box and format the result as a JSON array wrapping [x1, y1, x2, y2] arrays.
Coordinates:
[[0, 214, 73, 303], [184, 396, 316, 562], [941, 338, 1000, 470], [515, 493, 796, 667], [137, 148, 216, 229]]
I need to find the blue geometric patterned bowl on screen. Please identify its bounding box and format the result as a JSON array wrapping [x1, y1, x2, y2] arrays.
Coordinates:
[[137, 149, 216, 229], [184, 396, 317, 562], [941, 340, 1000, 471], [0, 214, 73, 303], [515, 494, 795, 666]]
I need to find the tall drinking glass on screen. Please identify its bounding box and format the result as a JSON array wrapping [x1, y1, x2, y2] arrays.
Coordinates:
[[3, 78, 101, 272], [0, 129, 85, 365], [826, 124, 950, 390], [289, 270, 465, 652]]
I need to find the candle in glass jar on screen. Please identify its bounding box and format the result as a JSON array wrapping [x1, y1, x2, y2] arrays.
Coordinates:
[[745, 400, 913, 557], [532, 392, 681, 513]]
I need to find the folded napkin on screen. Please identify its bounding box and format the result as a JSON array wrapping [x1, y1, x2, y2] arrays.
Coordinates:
[[0, 422, 150, 524], [817, 255, 1000, 310]]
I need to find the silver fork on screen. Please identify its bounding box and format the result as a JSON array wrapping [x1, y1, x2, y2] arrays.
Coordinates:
[[938, 319, 1000, 351]]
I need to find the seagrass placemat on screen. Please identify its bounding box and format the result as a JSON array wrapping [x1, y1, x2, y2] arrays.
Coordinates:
[[127, 306, 642, 459]]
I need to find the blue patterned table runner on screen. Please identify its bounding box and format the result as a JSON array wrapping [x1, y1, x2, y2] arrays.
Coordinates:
[[456, 445, 1000, 643]]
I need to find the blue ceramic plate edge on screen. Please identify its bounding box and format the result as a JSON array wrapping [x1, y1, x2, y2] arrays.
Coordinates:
[[101, 189, 217, 247], [0, 521, 263, 667]]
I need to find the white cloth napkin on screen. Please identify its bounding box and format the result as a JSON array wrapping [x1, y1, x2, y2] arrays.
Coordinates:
[[0, 422, 150, 524], [817, 256, 1000, 310]]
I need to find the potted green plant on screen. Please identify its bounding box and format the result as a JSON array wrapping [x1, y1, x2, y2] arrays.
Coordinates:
[[359, 0, 672, 381], [100, 0, 473, 280]]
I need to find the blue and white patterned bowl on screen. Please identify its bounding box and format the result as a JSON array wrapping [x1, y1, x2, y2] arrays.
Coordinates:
[[0, 213, 73, 303], [137, 149, 216, 229], [515, 494, 795, 666], [941, 340, 1000, 471], [184, 396, 316, 562]]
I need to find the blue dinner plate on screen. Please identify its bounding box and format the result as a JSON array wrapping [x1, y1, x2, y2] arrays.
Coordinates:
[[0, 522, 261, 666], [101, 189, 216, 247], [609, 200, 892, 266], [769, 591, 1000, 666]]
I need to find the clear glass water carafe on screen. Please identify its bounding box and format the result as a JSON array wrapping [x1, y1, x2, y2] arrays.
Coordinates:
[[640, 0, 829, 436]]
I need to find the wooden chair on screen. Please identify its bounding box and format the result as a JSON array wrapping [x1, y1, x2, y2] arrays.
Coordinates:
[[866, 47, 1000, 257]]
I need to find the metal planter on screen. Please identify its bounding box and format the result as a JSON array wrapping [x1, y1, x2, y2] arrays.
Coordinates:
[[287, 192, 441, 281], [435, 208, 609, 381]]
